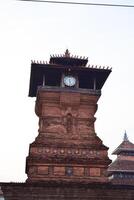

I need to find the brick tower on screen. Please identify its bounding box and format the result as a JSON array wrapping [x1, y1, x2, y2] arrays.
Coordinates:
[[2, 50, 134, 200], [26, 50, 111, 183]]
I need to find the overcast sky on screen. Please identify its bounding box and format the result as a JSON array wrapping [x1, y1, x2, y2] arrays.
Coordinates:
[[0, 0, 134, 182]]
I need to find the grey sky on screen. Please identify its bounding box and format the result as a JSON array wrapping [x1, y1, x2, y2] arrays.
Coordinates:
[[0, 0, 134, 182]]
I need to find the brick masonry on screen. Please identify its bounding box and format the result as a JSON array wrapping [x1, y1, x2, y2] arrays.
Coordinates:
[[26, 89, 111, 183], [1, 182, 134, 200]]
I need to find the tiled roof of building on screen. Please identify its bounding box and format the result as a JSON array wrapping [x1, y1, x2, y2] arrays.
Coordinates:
[[108, 159, 134, 172], [29, 50, 111, 97], [112, 132, 134, 154], [49, 49, 88, 67], [108, 132, 134, 185]]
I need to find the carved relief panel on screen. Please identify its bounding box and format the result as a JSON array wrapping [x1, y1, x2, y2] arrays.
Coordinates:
[[36, 91, 98, 139]]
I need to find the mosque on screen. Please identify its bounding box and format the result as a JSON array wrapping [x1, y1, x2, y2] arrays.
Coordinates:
[[0, 50, 134, 199]]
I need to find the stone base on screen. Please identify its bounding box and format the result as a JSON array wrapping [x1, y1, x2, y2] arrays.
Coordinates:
[[1, 181, 134, 200]]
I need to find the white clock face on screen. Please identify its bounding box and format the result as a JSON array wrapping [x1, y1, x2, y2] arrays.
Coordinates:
[[64, 76, 76, 87]]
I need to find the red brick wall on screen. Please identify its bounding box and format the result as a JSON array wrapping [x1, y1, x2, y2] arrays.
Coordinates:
[[1, 182, 134, 200], [26, 89, 111, 183]]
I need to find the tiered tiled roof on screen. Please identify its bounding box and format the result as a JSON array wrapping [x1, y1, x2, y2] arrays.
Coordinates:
[[108, 132, 134, 185], [29, 49, 112, 97], [49, 49, 88, 66], [113, 132, 134, 154], [108, 159, 134, 172]]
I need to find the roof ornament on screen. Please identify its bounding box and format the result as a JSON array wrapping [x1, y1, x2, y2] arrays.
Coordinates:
[[123, 130, 129, 142], [65, 49, 70, 57]]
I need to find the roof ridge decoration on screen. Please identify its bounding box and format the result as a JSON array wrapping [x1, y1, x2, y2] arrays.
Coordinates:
[[64, 49, 70, 57], [31, 59, 112, 71], [50, 50, 88, 60], [86, 64, 112, 70], [123, 130, 129, 142]]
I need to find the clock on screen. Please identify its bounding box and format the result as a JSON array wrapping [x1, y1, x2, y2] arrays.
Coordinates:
[[64, 76, 76, 87]]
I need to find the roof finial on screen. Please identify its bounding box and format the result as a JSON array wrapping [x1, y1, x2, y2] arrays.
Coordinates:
[[65, 49, 70, 57], [123, 130, 128, 141]]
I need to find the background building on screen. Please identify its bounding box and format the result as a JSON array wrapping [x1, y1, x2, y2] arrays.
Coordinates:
[[108, 132, 134, 185]]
